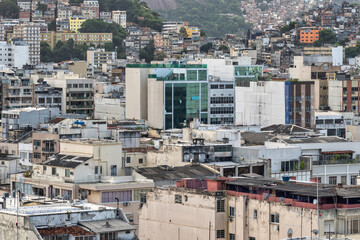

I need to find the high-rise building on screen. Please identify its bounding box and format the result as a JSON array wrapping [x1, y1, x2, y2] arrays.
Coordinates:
[[112, 11, 126, 29], [126, 63, 209, 129], [13, 23, 40, 65]]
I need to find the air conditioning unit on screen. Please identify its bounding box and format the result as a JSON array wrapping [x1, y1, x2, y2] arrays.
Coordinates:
[[123, 201, 130, 206], [227, 217, 233, 222]]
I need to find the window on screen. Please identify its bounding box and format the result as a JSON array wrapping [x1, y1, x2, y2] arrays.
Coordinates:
[[95, 166, 98, 174], [33, 140, 41, 147], [324, 220, 335, 234], [229, 234, 235, 240], [34, 153, 41, 159], [100, 166, 103, 174], [111, 165, 117, 176], [52, 167, 56, 175], [249, 238, 256, 240], [229, 206, 235, 217], [217, 199, 225, 212], [100, 232, 116, 240], [270, 213, 279, 223], [101, 190, 132, 203], [351, 175, 357, 185], [329, 176, 337, 185], [126, 157, 131, 163], [139, 158, 143, 164], [341, 176, 347, 185], [349, 218, 360, 234], [217, 230, 225, 238], [254, 210, 258, 219], [65, 169, 70, 177], [175, 194, 182, 204]]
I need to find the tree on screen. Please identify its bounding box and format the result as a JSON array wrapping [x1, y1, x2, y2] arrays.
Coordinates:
[[139, 41, 155, 63], [179, 27, 189, 38], [0, 0, 19, 18], [154, 51, 167, 61], [313, 29, 337, 47], [200, 42, 213, 53], [37, 3, 48, 14], [40, 42, 53, 63], [48, 20, 56, 31], [218, 45, 229, 53], [280, 21, 296, 33]]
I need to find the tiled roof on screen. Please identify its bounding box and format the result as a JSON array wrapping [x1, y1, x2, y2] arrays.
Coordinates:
[[37, 226, 94, 237]]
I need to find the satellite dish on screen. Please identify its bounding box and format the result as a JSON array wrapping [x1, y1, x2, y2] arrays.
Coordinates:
[[279, 197, 284, 202], [287, 228, 293, 238], [312, 229, 319, 235], [313, 199, 318, 205]]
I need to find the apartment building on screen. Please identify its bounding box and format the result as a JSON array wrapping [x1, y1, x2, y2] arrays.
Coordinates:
[[0, 25, 4, 41], [299, 27, 320, 44], [100, 11, 112, 23], [112, 10, 127, 28], [45, 72, 94, 115], [12, 23, 40, 65], [87, 48, 116, 66], [68, 17, 86, 33], [40, 32, 113, 49], [32, 131, 60, 164], [34, 83, 62, 111], [0, 40, 30, 68], [1, 107, 60, 140], [81, 0, 100, 19], [126, 63, 209, 129], [1, 76, 34, 110], [315, 111, 346, 138], [162, 21, 187, 33], [209, 80, 235, 125]]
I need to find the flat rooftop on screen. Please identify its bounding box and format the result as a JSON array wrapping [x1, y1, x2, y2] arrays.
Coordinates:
[[278, 136, 347, 144]]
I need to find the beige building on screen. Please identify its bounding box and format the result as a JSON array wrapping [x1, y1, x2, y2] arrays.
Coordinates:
[[140, 176, 360, 240], [13, 23, 40, 65], [44, 72, 94, 115], [40, 31, 113, 49], [32, 131, 60, 164]]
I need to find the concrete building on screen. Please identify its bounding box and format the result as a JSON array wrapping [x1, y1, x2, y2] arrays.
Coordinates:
[[315, 111, 346, 138], [112, 10, 126, 28], [87, 48, 116, 66], [94, 96, 125, 120], [1, 75, 34, 110], [18, 136, 33, 168], [0, 202, 136, 240], [235, 80, 315, 128], [45, 72, 94, 115], [209, 81, 235, 124], [34, 83, 62, 111], [1, 107, 60, 140], [12, 23, 40, 65], [32, 131, 60, 164], [0, 154, 19, 184], [68, 17, 86, 33], [126, 63, 209, 129], [0, 40, 30, 68], [40, 32, 113, 49], [140, 176, 360, 240]]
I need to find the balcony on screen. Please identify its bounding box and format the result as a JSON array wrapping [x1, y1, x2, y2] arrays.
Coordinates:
[[42, 148, 55, 152]]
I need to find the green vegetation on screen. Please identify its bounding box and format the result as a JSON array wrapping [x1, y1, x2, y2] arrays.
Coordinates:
[[98, 0, 163, 31], [345, 42, 360, 58], [79, 19, 127, 58], [313, 29, 337, 47], [139, 40, 155, 63], [280, 21, 296, 34], [48, 20, 57, 31], [200, 42, 213, 53], [159, 0, 251, 37], [0, 0, 19, 18], [40, 40, 89, 63]]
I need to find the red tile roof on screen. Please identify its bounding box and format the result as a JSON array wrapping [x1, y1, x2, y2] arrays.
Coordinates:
[[37, 226, 94, 237]]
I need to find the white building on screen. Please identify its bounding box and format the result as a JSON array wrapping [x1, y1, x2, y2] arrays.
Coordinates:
[[315, 111, 346, 138], [235, 81, 286, 126], [332, 46, 343, 66], [13, 23, 40, 65], [0, 40, 30, 68], [112, 10, 126, 28], [94, 96, 125, 120], [87, 48, 116, 67]]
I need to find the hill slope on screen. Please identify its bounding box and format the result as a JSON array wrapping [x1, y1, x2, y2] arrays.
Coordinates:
[[144, 0, 251, 37]]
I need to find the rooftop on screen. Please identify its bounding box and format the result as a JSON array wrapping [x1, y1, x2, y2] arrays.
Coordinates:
[[136, 164, 218, 181], [38, 226, 94, 237], [277, 136, 348, 144], [42, 154, 92, 168], [79, 219, 136, 233], [261, 124, 313, 134], [126, 63, 207, 68]]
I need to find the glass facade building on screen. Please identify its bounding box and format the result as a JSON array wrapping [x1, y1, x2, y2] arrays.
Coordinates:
[[152, 67, 209, 129], [234, 65, 263, 87]]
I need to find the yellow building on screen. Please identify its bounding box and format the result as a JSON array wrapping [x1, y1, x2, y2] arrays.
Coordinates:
[[185, 26, 199, 38], [69, 17, 86, 33], [40, 32, 113, 49]]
